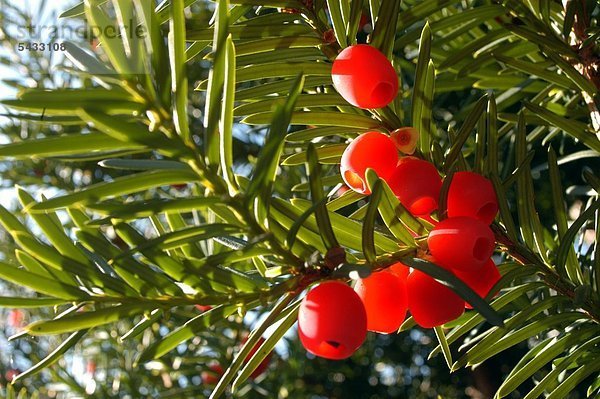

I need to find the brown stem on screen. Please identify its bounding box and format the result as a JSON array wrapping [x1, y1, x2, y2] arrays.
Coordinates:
[[492, 223, 600, 324], [563, 0, 600, 134]]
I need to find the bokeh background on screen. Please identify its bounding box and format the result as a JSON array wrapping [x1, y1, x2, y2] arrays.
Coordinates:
[[0, 1, 598, 398]]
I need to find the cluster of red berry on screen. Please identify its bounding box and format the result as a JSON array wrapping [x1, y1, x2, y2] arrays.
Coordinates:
[[414, 170, 501, 326], [296, 45, 502, 360], [297, 168, 501, 359]]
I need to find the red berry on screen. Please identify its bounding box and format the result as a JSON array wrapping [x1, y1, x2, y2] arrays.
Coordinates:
[[8, 309, 24, 328], [354, 271, 408, 333], [406, 269, 465, 328], [455, 258, 501, 309], [340, 131, 398, 194], [332, 44, 399, 109], [388, 261, 410, 280], [390, 127, 419, 155], [358, 13, 370, 31], [5, 369, 19, 383], [195, 304, 212, 312], [201, 363, 224, 385], [447, 171, 498, 224], [427, 216, 496, 272], [387, 157, 442, 216], [86, 361, 96, 375], [298, 281, 367, 359], [243, 336, 273, 379], [335, 185, 350, 197]]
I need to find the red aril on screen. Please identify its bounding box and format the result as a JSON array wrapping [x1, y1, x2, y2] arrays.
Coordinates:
[[86, 361, 96, 375], [406, 269, 465, 328], [201, 363, 224, 385], [390, 127, 419, 155], [447, 171, 498, 224], [5, 369, 19, 383], [358, 13, 370, 31], [427, 216, 495, 272], [242, 336, 273, 379], [298, 281, 367, 359], [332, 44, 399, 109], [195, 304, 212, 312], [340, 131, 398, 194], [455, 258, 501, 309], [354, 271, 408, 334], [8, 309, 23, 328], [388, 261, 410, 280], [387, 157, 442, 216]]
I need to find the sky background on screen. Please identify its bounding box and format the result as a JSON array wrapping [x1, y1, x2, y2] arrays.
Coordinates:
[[0, 0, 75, 207], [0, 0, 75, 93]]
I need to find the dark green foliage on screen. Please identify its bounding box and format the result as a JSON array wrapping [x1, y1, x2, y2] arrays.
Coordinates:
[[0, 0, 599, 398]]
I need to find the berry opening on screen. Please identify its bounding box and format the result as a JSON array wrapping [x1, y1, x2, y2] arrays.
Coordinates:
[[318, 339, 347, 357], [410, 196, 437, 216], [371, 82, 394, 107], [396, 132, 410, 145], [325, 340, 341, 348], [473, 237, 492, 262], [477, 202, 499, 223], [343, 170, 366, 193]]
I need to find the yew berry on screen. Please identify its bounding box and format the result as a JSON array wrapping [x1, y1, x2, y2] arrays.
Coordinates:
[[242, 336, 273, 379], [354, 271, 408, 334], [332, 44, 399, 109], [5, 369, 19, 383], [390, 127, 419, 155], [427, 216, 496, 272], [86, 361, 96, 375], [388, 261, 410, 280], [201, 363, 224, 385], [195, 304, 212, 312], [455, 258, 501, 309], [387, 157, 443, 216], [8, 309, 24, 328], [335, 185, 350, 197], [447, 171, 498, 224], [298, 281, 367, 360], [340, 131, 398, 194], [406, 269, 465, 328], [358, 13, 370, 31]]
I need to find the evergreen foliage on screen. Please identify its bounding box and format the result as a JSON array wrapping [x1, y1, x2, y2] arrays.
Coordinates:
[[0, 0, 599, 397]]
